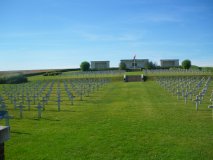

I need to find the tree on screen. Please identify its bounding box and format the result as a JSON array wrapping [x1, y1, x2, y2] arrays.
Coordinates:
[[119, 62, 126, 70], [182, 59, 191, 69], [80, 61, 90, 71], [144, 61, 157, 69]]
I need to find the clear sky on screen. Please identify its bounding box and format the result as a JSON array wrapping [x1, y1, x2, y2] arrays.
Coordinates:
[[0, 0, 213, 71]]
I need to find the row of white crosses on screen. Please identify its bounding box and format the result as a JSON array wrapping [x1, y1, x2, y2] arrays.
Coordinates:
[[0, 78, 110, 119], [63, 81, 75, 105], [1, 81, 50, 119], [1, 80, 48, 109], [63, 70, 125, 77], [156, 76, 212, 112], [207, 82, 213, 119], [209, 90, 213, 119], [3, 80, 48, 119], [65, 78, 109, 101], [1, 80, 63, 113], [157, 76, 204, 101], [193, 77, 211, 110], [144, 69, 211, 75]]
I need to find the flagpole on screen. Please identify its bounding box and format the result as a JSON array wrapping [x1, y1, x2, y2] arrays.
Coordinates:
[[133, 55, 136, 70], [134, 58, 135, 70]]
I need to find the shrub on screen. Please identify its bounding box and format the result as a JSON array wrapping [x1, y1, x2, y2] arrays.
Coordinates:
[[182, 59, 191, 69], [0, 74, 28, 84], [80, 61, 90, 71], [43, 71, 62, 76], [119, 62, 127, 70], [144, 61, 157, 69]]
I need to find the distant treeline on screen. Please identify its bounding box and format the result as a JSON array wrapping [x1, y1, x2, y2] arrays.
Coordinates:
[[43, 68, 81, 76], [23, 68, 80, 77], [43, 71, 62, 76], [202, 67, 213, 72], [0, 73, 28, 84]]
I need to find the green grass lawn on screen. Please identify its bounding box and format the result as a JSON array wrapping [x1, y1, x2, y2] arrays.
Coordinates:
[[3, 80, 213, 160]]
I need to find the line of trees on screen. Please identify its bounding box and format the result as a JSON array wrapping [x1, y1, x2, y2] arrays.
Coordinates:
[[43, 71, 62, 76], [0, 74, 28, 84]]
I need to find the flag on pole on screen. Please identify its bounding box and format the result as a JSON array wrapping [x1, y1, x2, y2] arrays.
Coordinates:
[[133, 54, 136, 60]]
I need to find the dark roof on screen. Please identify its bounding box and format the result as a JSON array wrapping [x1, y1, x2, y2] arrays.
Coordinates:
[[160, 59, 179, 61], [120, 59, 149, 61], [91, 61, 110, 62]]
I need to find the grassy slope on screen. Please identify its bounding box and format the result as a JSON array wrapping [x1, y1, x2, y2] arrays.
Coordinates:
[[4, 81, 213, 160]]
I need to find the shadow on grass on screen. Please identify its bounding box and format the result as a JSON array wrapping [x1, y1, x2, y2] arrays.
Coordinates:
[[44, 109, 79, 112], [74, 99, 90, 102], [11, 131, 31, 135], [196, 109, 212, 112], [33, 117, 61, 121], [84, 95, 99, 98], [12, 117, 24, 120]]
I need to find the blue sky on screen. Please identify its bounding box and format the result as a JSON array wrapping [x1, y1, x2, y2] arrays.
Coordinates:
[[0, 0, 213, 70]]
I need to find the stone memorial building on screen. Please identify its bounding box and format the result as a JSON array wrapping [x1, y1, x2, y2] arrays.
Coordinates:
[[160, 59, 179, 68], [120, 59, 149, 69], [91, 61, 110, 70]]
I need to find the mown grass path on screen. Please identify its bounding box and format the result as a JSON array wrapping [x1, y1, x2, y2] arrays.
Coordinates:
[[5, 81, 213, 160]]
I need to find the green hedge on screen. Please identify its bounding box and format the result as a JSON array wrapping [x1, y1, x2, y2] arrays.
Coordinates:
[[0, 74, 28, 84], [43, 71, 62, 76]]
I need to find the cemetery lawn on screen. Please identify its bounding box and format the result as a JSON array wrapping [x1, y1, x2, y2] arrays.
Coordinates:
[[5, 81, 213, 160]]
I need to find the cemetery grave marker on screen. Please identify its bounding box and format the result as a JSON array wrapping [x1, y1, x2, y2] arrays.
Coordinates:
[[41, 97, 47, 110], [184, 91, 188, 104], [56, 96, 62, 112], [193, 95, 201, 111], [26, 97, 32, 111], [35, 103, 43, 119], [210, 98, 213, 105], [208, 105, 213, 120], [16, 102, 25, 119], [176, 89, 181, 100]]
